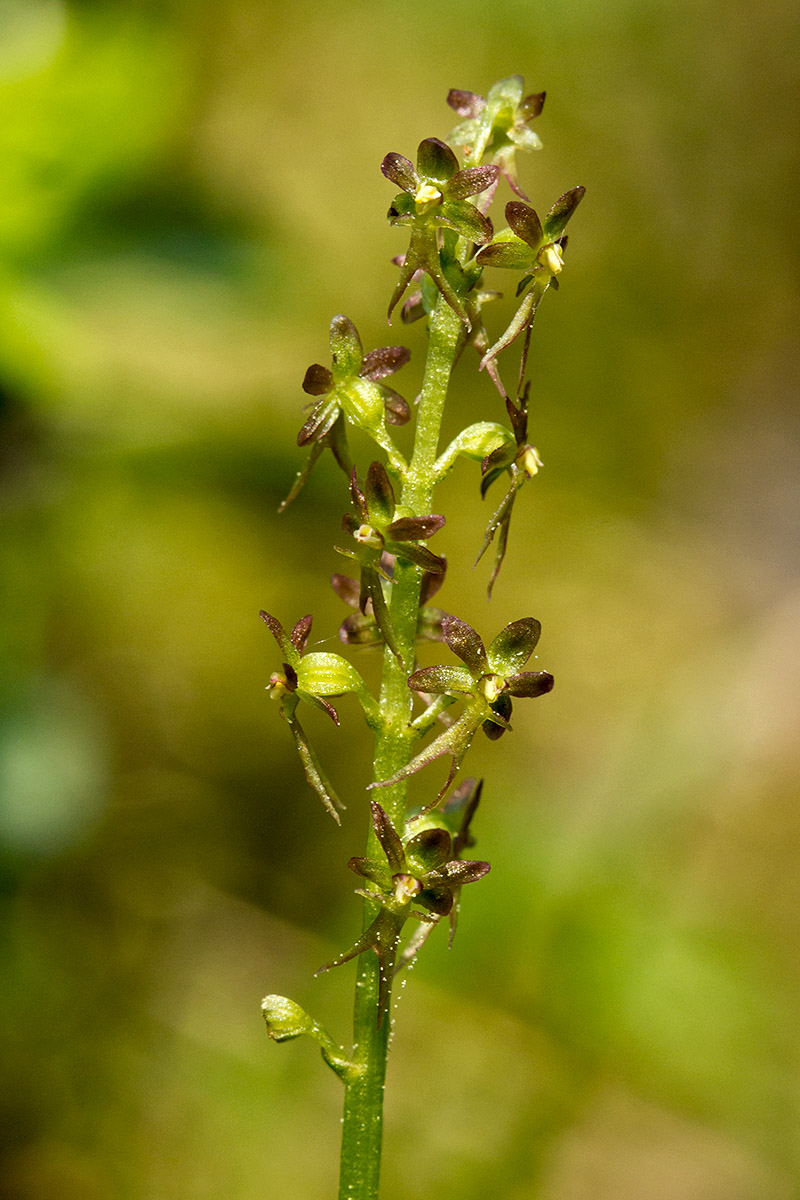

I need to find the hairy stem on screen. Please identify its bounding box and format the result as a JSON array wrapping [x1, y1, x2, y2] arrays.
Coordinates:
[[337, 296, 463, 1200]]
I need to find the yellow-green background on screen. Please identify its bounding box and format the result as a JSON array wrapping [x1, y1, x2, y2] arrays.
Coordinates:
[[2, 1, 798, 1197]]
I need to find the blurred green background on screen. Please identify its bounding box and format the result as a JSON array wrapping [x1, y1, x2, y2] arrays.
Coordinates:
[[1, 0, 798, 1197]]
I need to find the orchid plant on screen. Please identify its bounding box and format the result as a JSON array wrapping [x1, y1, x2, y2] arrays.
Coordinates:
[[260, 76, 584, 1199]]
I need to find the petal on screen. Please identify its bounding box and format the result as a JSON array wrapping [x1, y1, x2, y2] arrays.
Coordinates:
[[477, 239, 537, 270], [518, 90, 546, 122], [259, 610, 293, 659], [408, 664, 475, 695], [443, 614, 489, 676], [439, 199, 493, 245], [349, 467, 370, 523], [543, 185, 586, 240], [381, 152, 418, 192], [417, 136, 459, 184], [487, 616, 542, 674], [330, 573, 360, 609], [370, 801, 406, 874], [290, 614, 314, 655], [338, 611, 383, 648], [364, 461, 395, 527], [420, 566, 446, 604], [447, 88, 485, 119], [505, 670, 554, 697], [386, 513, 445, 541], [348, 855, 391, 888], [302, 363, 333, 395], [361, 345, 411, 381], [417, 887, 453, 916], [482, 691, 512, 738], [405, 826, 452, 873], [445, 164, 499, 201], [392, 542, 447, 574], [506, 201, 544, 249], [430, 858, 491, 886], [329, 314, 364, 381], [381, 387, 411, 426], [297, 396, 341, 446]]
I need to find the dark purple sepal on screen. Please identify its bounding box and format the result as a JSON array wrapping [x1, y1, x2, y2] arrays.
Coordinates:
[[290, 614, 314, 655], [386, 513, 445, 542], [505, 670, 554, 697], [430, 858, 491, 887], [364, 461, 395, 526], [381, 387, 411, 426], [447, 164, 499, 201], [381, 152, 418, 192], [447, 88, 485, 118], [506, 200, 544, 248], [361, 345, 411, 381], [442, 614, 489, 676], [370, 800, 406, 874], [301, 362, 333, 395]]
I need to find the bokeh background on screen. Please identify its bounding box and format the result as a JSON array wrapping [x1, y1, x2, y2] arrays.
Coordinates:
[[2, 0, 799, 1197]]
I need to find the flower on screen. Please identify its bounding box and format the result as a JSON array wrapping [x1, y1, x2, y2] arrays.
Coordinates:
[[335, 462, 446, 659], [331, 564, 446, 649], [371, 613, 553, 805], [381, 136, 498, 324], [447, 75, 546, 200], [316, 801, 490, 1025], [476, 190, 585, 369], [395, 776, 485, 970], [476, 382, 543, 596], [260, 610, 378, 821], [280, 315, 411, 510]]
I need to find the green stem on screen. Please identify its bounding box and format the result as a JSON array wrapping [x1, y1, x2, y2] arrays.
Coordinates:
[[337, 297, 463, 1200]]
